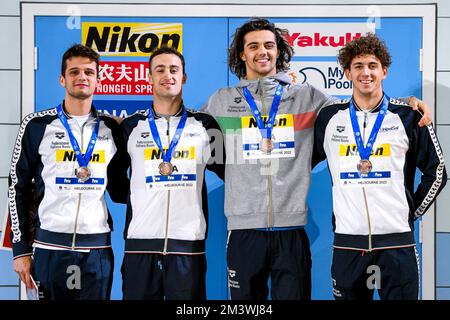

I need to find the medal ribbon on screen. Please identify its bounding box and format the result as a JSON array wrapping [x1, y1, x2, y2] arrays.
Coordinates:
[[56, 104, 99, 169], [147, 105, 187, 163], [242, 84, 283, 140], [349, 95, 389, 161]]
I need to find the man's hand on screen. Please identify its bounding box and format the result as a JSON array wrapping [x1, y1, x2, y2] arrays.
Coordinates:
[[288, 71, 299, 85], [407, 96, 432, 127], [14, 255, 33, 289]]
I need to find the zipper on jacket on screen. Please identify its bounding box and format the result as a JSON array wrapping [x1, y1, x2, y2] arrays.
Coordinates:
[[258, 79, 274, 228], [361, 112, 372, 251], [71, 120, 88, 249], [163, 117, 171, 255]]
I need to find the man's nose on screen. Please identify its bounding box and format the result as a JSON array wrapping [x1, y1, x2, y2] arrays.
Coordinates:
[[79, 71, 88, 79], [257, 46, 268, 55]]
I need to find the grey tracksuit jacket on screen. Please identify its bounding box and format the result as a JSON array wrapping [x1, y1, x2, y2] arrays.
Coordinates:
[[202, 72, 335, 230]]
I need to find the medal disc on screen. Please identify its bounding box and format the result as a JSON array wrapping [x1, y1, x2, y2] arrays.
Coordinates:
[[260, 138, 274, 154], [159, 162, 174, 176], [357, 159, 372, 175], [76, 166, 91, 182]]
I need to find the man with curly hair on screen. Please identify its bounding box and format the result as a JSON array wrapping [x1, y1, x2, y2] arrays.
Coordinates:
[[312, 33, 447, 300], [202, 18, 432, 300]]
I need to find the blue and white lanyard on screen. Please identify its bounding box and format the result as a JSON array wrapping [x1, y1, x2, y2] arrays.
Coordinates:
[[147, 105, 187, 163], [349, 95, 389, 161], [56, 104, 99, 168], [242, 84, 283, 139]]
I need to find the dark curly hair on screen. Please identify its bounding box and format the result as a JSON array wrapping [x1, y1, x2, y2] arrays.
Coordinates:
[[338, 33, 392, 70], [61, 44, 100, 76], [229, 18, 294, 79]]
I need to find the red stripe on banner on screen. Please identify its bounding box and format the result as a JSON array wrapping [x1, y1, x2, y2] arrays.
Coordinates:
[[1, 214, 12, 249], [293, 112, 316, 131]]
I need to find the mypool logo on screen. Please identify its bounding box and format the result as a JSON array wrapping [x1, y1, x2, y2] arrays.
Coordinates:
[[276, 23, 375, 56], [290, 61, 353, 95], [82, 22, 183, 56]]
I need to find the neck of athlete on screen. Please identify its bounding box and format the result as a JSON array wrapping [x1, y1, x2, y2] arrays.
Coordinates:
[[152, 94, 182, 116], [64, 95, 93, 116], [353, 90, 384, 111]]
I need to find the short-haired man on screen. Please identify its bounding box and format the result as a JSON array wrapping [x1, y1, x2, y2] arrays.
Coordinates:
[[119, 46, 224, 300], [9, 44, 129, 300], [313, 33, 447, 300]]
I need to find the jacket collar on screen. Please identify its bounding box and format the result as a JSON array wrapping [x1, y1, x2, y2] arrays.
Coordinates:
[[61, 100, 99, 119], [151, 101, 185, 119], [237, 72, 291, 89]]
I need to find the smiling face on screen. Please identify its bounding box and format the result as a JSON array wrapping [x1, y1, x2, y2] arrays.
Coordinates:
[[345, 54, 387, 101], [59, 56, 99, 100], [148, 53, 186, 99], [240, 30, 280, 80]]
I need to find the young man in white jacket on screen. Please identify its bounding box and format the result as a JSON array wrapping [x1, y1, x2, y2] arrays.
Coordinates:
[[119, 46, 224, 300], [10, 44, 129, 300], [313, 33, 446, 300]]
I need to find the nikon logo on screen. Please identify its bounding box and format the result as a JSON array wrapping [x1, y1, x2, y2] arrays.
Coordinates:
[[242, 114, 293, 129], [339, 144, 391, 157], [56, 149, 105, 163], [144, 147, 195, 161], [82, 22, 183, 56]]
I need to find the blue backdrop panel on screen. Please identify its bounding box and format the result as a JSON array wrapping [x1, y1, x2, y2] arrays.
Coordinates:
[[34, 15, 423, 300]]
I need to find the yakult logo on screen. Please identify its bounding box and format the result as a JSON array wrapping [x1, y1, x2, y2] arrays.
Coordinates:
[[276, 23, 375, 56], [287, 32, 362, 48]]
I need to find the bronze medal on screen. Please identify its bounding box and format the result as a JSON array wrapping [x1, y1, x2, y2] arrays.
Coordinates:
[[260, 138, 274, 154], [357, 159, 372, 175], [75, 166, 91, 182], [159, 162, 174, 176]]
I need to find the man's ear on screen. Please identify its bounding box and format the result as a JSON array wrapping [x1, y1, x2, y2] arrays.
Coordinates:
[[344, 68, 352, 81], [382, 67, 388, 80], [240, 52, 246, 62], [182, 74, 187, 84], [148, 72, 153, 85], [59, 74, 65, 87]]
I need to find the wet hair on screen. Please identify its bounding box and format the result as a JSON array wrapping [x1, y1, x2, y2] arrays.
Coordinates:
[[338, 32, 392, 70], [148, 46, 186, 76], [61, 44, 100, 76], [228, 17, 293, 79]]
